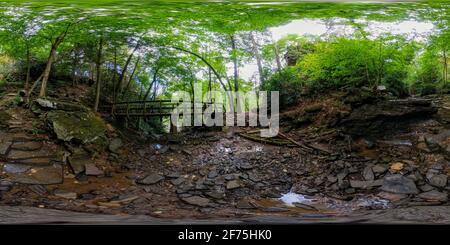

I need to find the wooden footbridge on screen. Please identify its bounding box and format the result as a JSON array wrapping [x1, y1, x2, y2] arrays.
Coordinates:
[[104, 100, 220, 118]]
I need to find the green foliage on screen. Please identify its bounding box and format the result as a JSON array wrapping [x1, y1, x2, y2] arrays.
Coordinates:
[[0, 0, 448, 119], [295, 36, 417, 96], [262, 67, 304, 107]]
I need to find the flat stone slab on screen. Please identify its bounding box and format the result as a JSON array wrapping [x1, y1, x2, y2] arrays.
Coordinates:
[[350, 179, 383, 189], [7, 149, 53, 160], [137, 173, 164, 185], [381, 174, 419, 194], [1, 163, 32, 173], [85, 163, 103, 176], [11, 141, 43, 151], [0, 141, 12, 155], [10, 158, 53, 165], [5, 164, 63, 185]]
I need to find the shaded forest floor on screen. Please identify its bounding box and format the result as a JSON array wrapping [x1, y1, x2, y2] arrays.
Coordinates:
[[1, 84, 450, 222]]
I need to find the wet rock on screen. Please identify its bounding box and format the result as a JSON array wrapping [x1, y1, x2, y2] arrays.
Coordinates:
[[262, 207, 288, 212], [171, 177, 185, 186], [305, 188, 319, 194], [350, 179, 383, 189], [6, 164, 63, 185], [54, 190, 77, 199], [236, 200, 256, 209], [0, 138, 13, 155], [362, 138, 375, 149], [381, 174, 419, 194], [363, 166, 375, 181], [239, 162, 253, 170], [2, 163, 31, 173], [164, 172, 180, 178], [79, 193, 96, 200], [85, 163, 103, 176], [137, 174, 164, 185], [157, 146, 169, 154], [46, 110, 107, 146], [428, 174, 448, 188], [293, 202, 319, 211], [195, 180, 208, 190], [345, 188, 356, 194], [226, 180, 242, 190], [372, 164, 388, 174], [0, 180, 13, 187], [108, 138, 123, 153], [181, 196, 211, 207], [207, 170, 218, 179], [28, 185, 48, 195], [35, 98, 89, 112], [0, 185, 12, 192], [76, 173, 88, 182], [7, 148, 53, 161], [206, 190, 225, 199], [327, 175, 338, 183], [377, 192, 408, 202], [419, 184, 435, 192], [418, 190, 448, 202], [68, 149, 89, 174], [11, 141, 43, 151]]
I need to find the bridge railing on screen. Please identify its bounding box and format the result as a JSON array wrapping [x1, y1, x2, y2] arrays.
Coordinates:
[[102, 100, 222, 118]]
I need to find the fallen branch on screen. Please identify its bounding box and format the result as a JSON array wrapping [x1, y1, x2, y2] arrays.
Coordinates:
[[238, 133, 294, 146], [278, 132, 313, 153]]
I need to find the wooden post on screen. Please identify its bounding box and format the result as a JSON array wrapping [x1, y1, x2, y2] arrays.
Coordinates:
[[159, 100, 163, 123], [170, 116, 178, 134]]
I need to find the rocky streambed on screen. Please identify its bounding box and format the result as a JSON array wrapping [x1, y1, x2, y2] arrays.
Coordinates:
[[1, 92, 450, 222]]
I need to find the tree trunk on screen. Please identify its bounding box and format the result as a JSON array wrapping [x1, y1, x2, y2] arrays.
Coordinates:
[[208, 67, 212, 102], [38, 22, 73, 98], [94, 36, 104, 112], [38, 44, 58, 98], [250, 32, 265, 84], [24, 43, 31, 92], [117, 43, 140, 97], [169, 46, 233, 110], [443, 48, 448, 84], [271, 34, 282, 71], [143, 66, 160, 100], [72, 47, 78, 86], [122, 57, 140, 99], [230, 34, 240, 112], [112, 47, 117, 103]]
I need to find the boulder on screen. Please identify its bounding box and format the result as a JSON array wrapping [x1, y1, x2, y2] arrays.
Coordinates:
[[46, 111, 107, 146], [68, 149, 90, 175], [428, 174, 448, 188], [181, 196, 211, 207], [85, 163, 103, 176], [226, 180, 242, 190], [418, 190, 448, 202], [381, 174, 419, 194], [108, 138, 123, 153], [137, 174, 164, 185]]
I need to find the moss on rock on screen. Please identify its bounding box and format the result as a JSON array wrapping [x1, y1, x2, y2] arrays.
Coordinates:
[[46, 110, 107, 147]]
